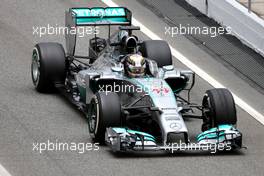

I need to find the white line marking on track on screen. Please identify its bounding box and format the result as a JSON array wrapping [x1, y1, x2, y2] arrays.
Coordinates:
[[102, 0, 264, 125], [0, 164, 12, 176]]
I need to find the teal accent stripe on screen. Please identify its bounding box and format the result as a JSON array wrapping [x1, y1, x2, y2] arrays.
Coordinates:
[[112, 128, 156, 142], [196, 124, 237, 141], [76, 17, 128, 24], [71, 7, 129, 25]]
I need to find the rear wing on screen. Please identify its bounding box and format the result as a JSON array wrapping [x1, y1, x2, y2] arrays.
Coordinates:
[[69, 7, 132, 26], [65, 7, 132, 56]]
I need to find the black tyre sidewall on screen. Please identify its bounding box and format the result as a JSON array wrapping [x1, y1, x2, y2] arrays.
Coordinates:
[[140, 40, 172, 67], [203, 88, 237, 130], [89, 92, 121, 143], [32, 43, 66, 92]]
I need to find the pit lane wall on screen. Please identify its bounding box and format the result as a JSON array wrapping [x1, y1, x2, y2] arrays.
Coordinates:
[[185, 0, 264, 57]]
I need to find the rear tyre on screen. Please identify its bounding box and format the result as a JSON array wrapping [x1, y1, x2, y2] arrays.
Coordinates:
[[31, 42, 66, 92], [88, 92, 121, 143], [139, 40, 172, 67], [202, 88, 237, 131]]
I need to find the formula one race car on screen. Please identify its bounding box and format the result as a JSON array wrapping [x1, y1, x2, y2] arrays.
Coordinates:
[[31, 7, 243, 153]]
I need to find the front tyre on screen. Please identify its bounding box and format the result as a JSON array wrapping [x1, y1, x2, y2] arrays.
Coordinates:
[[88, 92, 121, 143], [202, 88, 237, 131], [31, 43, 66, 92]]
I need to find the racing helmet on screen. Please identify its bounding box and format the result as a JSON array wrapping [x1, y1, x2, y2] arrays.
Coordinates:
[[125, 54, 146, 77]]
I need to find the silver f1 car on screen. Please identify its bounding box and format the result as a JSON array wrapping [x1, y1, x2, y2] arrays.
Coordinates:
[[31, 7, 243, 153]]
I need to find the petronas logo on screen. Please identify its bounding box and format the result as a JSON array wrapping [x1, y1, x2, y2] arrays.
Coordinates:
[[73, 8, 125, 17]]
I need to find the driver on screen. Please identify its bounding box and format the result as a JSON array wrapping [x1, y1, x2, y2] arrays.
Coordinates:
[[124, 54, 146, 78]]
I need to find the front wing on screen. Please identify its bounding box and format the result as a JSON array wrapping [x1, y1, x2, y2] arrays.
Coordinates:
[[105, 125, 243, 153]]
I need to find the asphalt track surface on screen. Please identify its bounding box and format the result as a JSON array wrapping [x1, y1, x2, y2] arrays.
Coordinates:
[[0, 0, 264, 176]]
